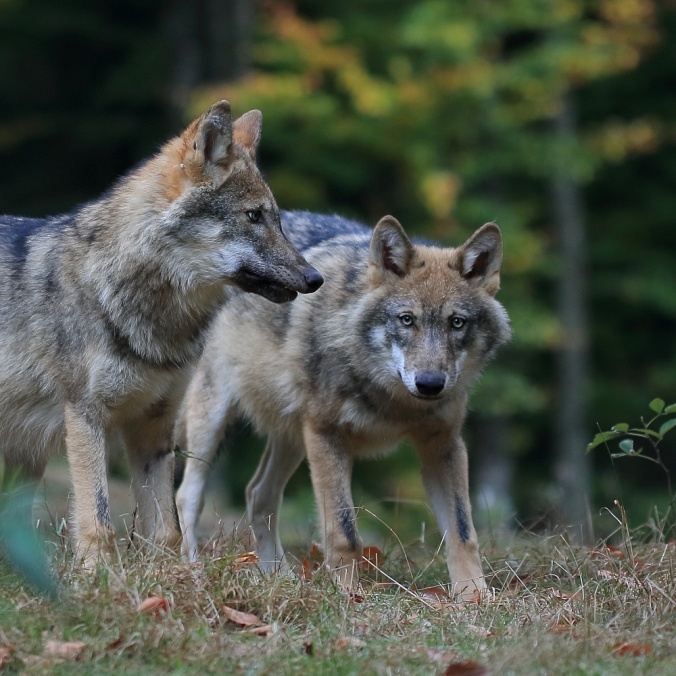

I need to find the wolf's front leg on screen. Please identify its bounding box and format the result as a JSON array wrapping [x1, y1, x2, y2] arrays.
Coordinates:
[[123, 409, 181, 550], [64, 403, 115, 565], [416, 433, 486, 601], [303, 420, 362, 588]]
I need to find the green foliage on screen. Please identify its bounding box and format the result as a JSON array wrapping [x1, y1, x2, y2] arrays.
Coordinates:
[[1, 0, 675, 517], [188, 0, 665, 438], [588, 398, 676, 497]]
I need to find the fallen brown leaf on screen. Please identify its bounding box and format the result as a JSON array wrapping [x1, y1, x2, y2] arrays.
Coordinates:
[[0, 646, 16, 669], [248, 624, 274, 636], [222, 605, 262, 627], [612, 642, 651, 657], [300, 542, 323, 579], [335, 637, 366, 650], [543, 587, 575, 601], [361, 545, 383, 568], [137, 596, 169, 615], [43, 640, 87, 661], [231, 551, 260, 568], [417, 585, 452, 602], [106, 635, 126, 650], [349, 591, 364, 603], [444, 659, 491, 675], [591, 545, 625, 560]]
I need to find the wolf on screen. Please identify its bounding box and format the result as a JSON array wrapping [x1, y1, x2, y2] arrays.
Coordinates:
[[0, 101, 323, 564], [175, 210, 510, 599]]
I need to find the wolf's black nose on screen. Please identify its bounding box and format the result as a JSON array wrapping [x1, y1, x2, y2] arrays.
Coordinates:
[[415, 371, 446, 397], [303, 267, 324, 293]]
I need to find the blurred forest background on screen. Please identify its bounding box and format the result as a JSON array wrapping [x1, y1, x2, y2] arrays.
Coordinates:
[[1, 0, 674, 545]]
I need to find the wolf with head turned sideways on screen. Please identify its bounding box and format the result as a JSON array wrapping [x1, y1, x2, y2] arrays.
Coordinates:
[[0, 101, 323, 565], [176, 210, 510, 600]]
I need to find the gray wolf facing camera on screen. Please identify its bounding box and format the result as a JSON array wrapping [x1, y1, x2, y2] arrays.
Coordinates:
[[176, 211, 509, 600]]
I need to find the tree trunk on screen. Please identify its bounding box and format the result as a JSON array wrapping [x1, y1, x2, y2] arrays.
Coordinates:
[[552, 94, 592, 544], [471, 414, 514, 542], [164, 0, 253, 111]]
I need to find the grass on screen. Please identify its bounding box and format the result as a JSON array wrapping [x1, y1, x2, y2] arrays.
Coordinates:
[[1, 509, 675, 676]]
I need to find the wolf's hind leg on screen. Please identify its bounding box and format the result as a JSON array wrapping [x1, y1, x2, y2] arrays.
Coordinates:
[[175, 371, 237, 561], [123, 407, 182, 552], [246, 433, 305, 573]]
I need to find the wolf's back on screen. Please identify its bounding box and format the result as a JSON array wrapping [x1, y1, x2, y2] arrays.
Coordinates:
[[281, 211, 369, 253]]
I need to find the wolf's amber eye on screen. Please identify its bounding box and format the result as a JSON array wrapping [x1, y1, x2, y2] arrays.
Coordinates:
[[246, 209, 262, 223], [399, 313, 414, 327], [451, 316, 466, 329]]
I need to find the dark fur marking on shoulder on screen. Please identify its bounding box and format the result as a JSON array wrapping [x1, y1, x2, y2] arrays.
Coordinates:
[[100, 310, 199, 370], [455, 494, 470, 544]]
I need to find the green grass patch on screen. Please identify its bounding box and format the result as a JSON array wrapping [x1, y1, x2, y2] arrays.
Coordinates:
[[1, 523, 675, 675]]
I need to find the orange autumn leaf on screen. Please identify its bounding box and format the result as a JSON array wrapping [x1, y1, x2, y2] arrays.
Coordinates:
[[612, 642, 651, 657], [301, 542, 323, 578], [43, 640, 87, 661], [0, 646, 15, 668], [137, 596, 169, 615], [300, 557, 314, 579], [222, 605, 262, 627], [592, 545, 625, 559], [361, 545, 383, 568], [231, 551, 261, 568]]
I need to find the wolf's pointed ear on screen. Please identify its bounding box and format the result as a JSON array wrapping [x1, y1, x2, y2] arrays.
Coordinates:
[[370, 216, 414, 278], [459, 223, 503, 296], [194, 100, 233, 168], [233, 110, 262, 159]]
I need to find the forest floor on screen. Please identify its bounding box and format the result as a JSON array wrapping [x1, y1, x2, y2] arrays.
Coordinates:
[[1, 462, 675, 674]]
